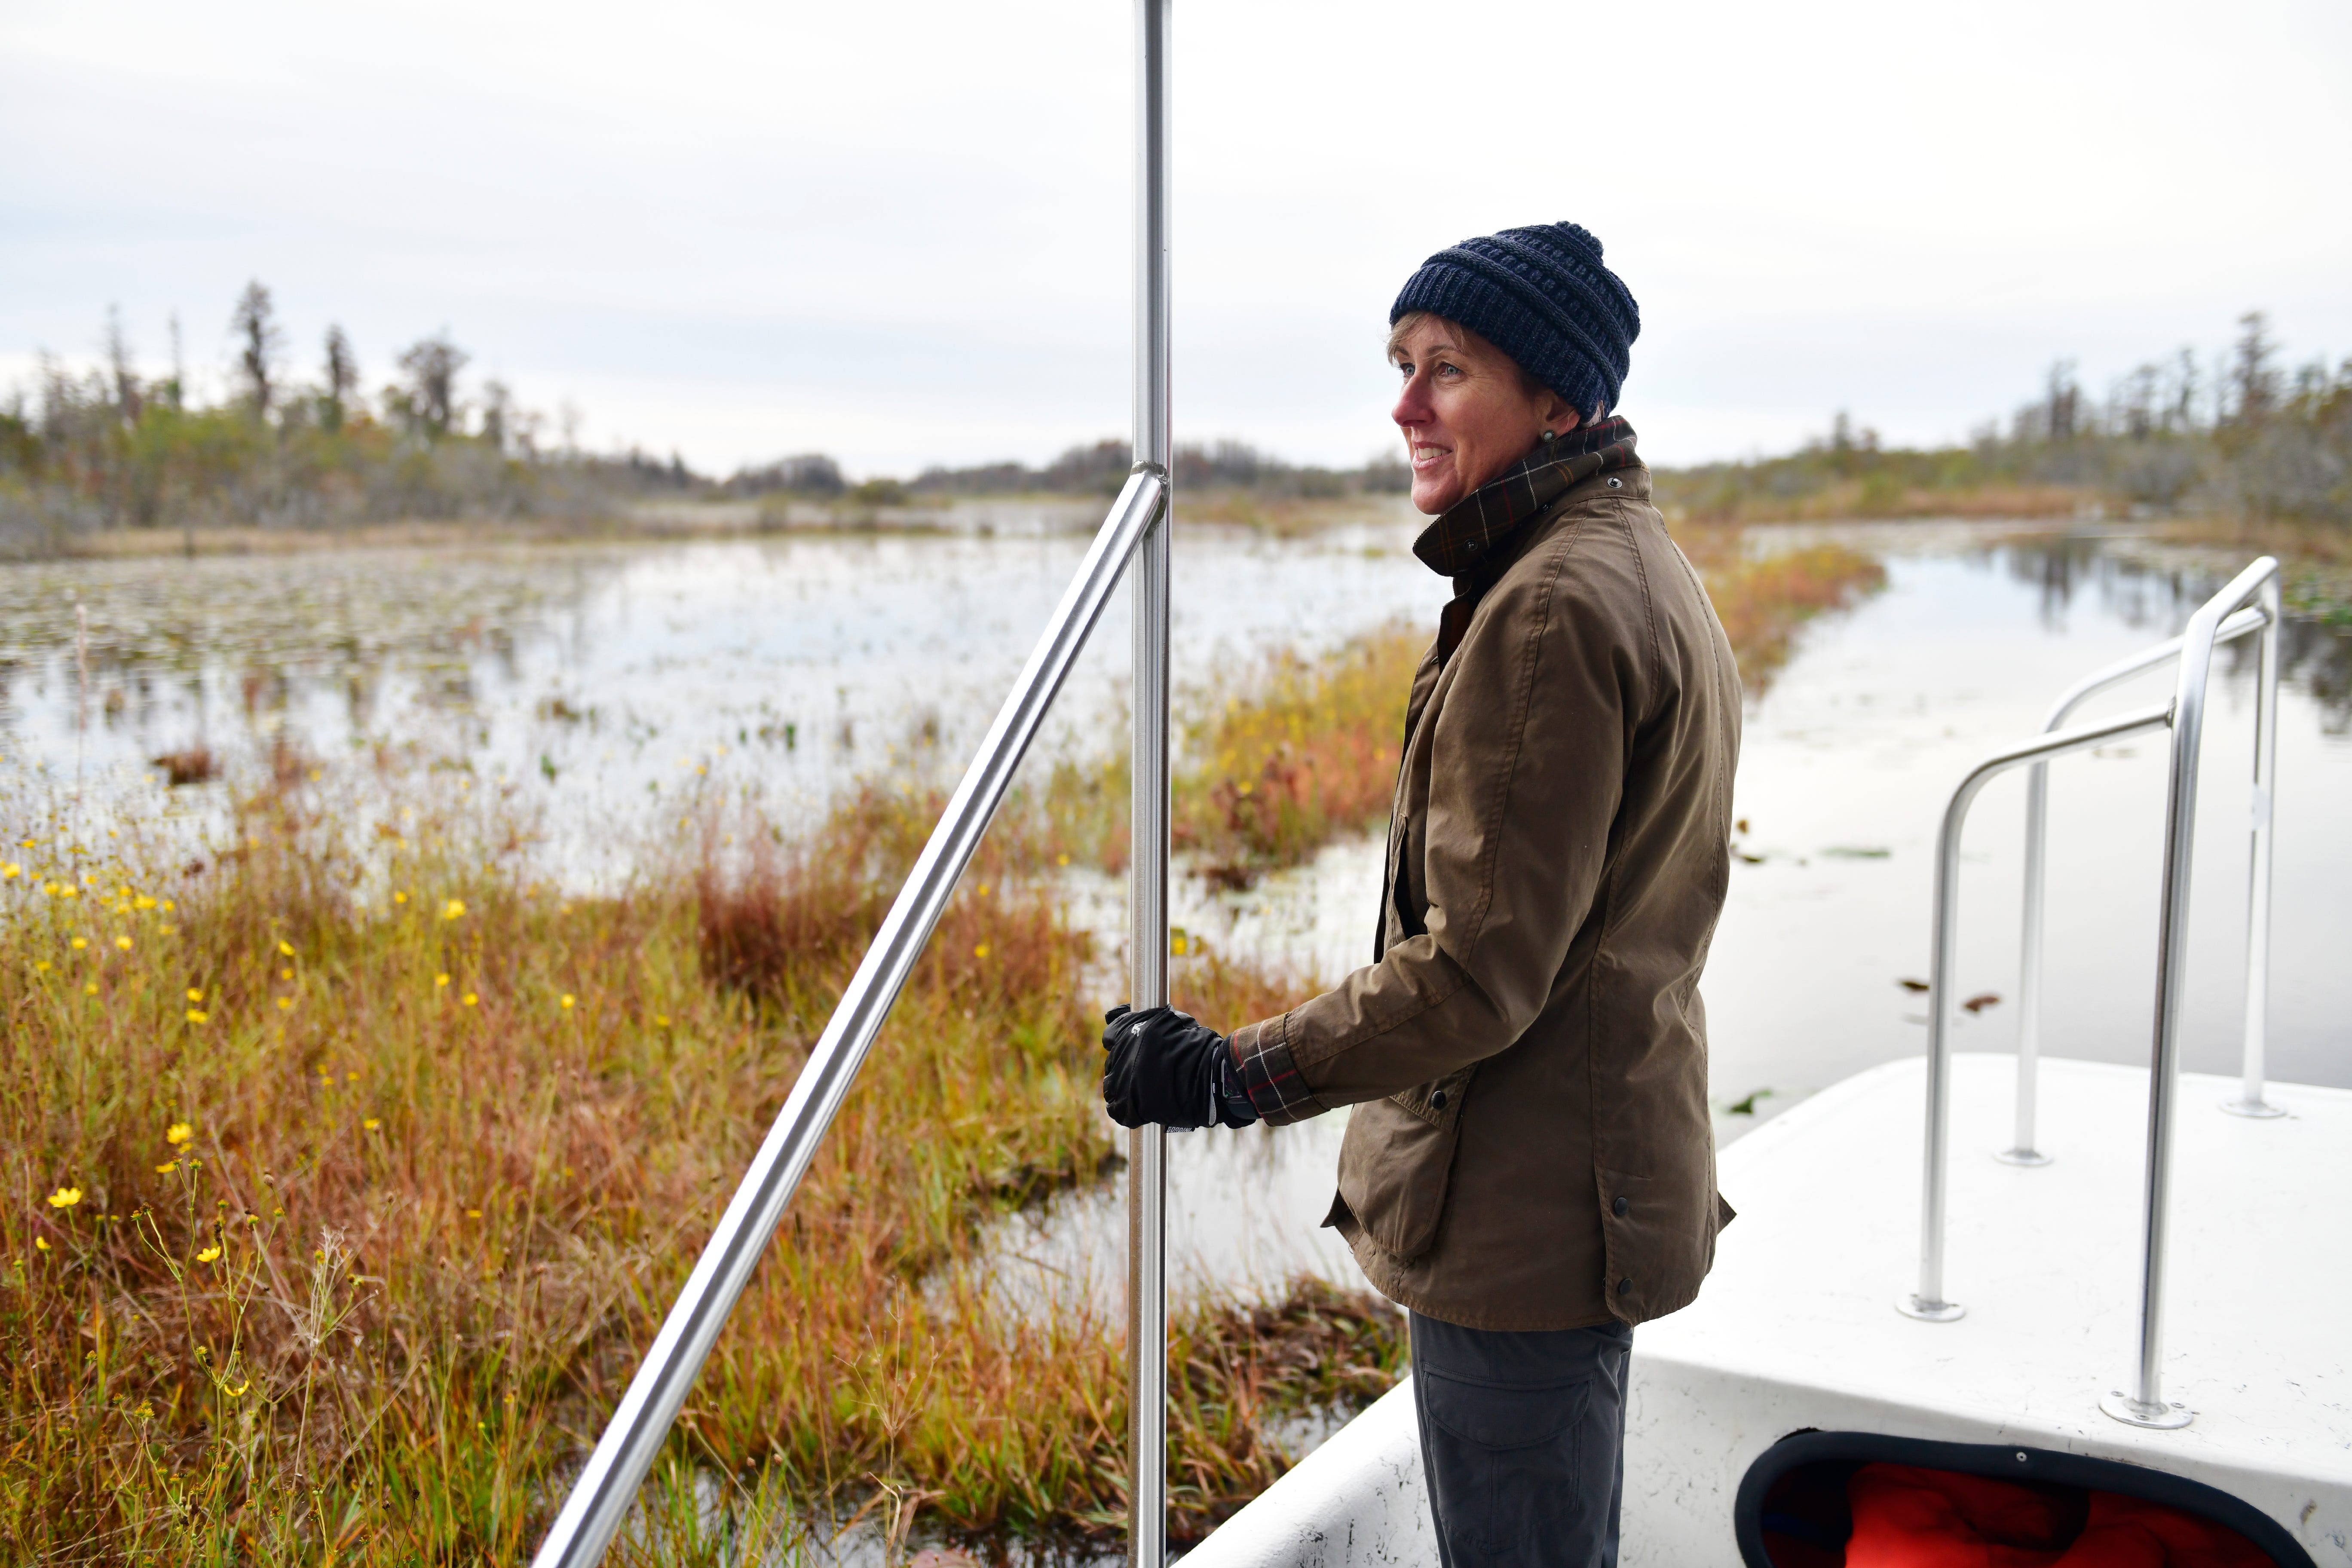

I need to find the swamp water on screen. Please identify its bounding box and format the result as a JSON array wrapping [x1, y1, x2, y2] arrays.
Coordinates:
[[5, 513, 2348, 1560]]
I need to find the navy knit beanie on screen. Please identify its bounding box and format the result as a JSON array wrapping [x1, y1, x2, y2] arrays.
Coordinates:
[[1389, 222, 1640, 417]]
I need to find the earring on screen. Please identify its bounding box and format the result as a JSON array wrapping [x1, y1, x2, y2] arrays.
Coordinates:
[[1540, 429, 1553, 441]]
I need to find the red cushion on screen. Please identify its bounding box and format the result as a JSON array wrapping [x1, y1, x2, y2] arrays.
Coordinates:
[[1842, 1463, 2269, 1567]]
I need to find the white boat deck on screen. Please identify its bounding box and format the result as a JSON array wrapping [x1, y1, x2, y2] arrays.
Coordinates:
[[1627, 1053, 2351, 1565], [1186, 1054, 2352, 1568]]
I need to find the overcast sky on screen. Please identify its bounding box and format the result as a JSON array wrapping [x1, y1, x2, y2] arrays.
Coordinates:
[[5, 0, 2348, 477]]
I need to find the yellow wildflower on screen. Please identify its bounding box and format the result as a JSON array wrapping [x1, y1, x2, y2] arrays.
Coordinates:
[[462, 992, 478, 1007], [134, 894, 156, 910], [276, 996, 292, 1011], [279, 968, 291, 980], [654, 1014, 670, 1027], [162, 899, 173, 911], [186, 1009, 208, 1024], [224, 1379, 248, 1397], [115, 935, 132, 951], [85, 981, 98, 995], [58, 884, 77, 898], [47, 1187, 82, 1209], [363, 1117, 381, 1131], [1057, 853, 1070, 867], [974, 943, 990, 960], [559, 994, 575, 1010], [34, 960, 49, 973], [70, 937, 87, 950], [0, 863, 16, 878], [443, 899, 466, 921], [277, 940, 294, 957], [466, 1208, 482, 1219], [155, 1161, 178, 1175], [393, 891, 408, 904], [167, 1122, 193, 1145], [34, 1236, 48, 1252], [186, 988, 203, 1003], [435, 973, 450, 988]]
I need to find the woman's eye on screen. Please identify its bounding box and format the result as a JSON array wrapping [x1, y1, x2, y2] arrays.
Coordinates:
[[1437, 360, 1462, 378]]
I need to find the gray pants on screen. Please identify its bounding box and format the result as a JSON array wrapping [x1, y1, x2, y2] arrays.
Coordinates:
[[1409, 1312, 1633, 1568]]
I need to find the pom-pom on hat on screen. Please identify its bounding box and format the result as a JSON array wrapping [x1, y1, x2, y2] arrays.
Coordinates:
[[1389, 222, 1640, 417]]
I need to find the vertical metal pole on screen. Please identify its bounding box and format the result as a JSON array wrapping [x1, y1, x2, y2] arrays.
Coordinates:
[[1127, 2, 1172, 1565], [2224, 578, 2285, 1119], [2103, 658, 2212, 1431], [2002, 763, 2055, 1165], [1899, 781, 1972, 1323]]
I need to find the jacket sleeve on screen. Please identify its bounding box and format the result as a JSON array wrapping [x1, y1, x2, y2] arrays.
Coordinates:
[[1230, 512, 1652, 1124]]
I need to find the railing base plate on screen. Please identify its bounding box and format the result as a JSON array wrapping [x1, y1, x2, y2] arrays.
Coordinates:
[[2100, 1390, 2194, 1429], [2220, 1097, 2287, 1119], [1896, 1295, 1966, 1323], [1994, 1147, 2053, 1167]]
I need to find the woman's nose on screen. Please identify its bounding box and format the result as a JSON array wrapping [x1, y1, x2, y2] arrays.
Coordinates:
[[1393, 374, 1430, 430]]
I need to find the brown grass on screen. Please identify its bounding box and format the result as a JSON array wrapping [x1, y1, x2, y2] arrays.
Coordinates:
[[0, 753, 1395, 1565], [1671, 528, 1890, 692]]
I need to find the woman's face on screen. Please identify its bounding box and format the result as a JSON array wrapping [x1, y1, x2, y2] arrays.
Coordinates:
[[1389, 316, 1578, 514]]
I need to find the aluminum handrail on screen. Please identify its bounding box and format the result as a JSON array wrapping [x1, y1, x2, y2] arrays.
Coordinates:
[[532, 7, 1179, 1560], [1898, 701, 2175, 1324], [527, 469, 1167, 1568], [1898, 558, 2287, 1437], [2005, 605, 2272, 1163], [2101, 555, 2283, 1430]]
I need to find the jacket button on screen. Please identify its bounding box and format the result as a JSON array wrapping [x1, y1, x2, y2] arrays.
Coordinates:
[[1618, 1277, 1633, 1296], [1607, 476, 1623, 489], [1612, 1196, 1629, 1217], [1430, 1090, 1447, 1110]]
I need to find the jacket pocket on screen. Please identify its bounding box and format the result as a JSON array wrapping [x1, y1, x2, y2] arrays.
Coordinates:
[[1391, 1063, 1476, 1129], [1596, 1162, 1720, 1324], [1337, 1091, 1471, 1263]]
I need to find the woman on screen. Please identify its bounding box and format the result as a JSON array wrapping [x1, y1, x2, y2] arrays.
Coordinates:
[[1104, 221, 1740, 1568]]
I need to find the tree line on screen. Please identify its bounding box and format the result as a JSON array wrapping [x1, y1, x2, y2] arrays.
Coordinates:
[[0, 282, 695, 549], [8, 290, 2344, 548], [723, 440, 1409, 506], [1655, 313, 2352, 526]]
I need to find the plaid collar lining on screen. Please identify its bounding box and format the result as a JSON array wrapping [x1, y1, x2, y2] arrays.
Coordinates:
[[1411, 417, 1639, 576]]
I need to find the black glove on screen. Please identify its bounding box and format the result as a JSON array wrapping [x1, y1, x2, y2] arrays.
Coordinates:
[[1102, 1005, 1258, 1130]]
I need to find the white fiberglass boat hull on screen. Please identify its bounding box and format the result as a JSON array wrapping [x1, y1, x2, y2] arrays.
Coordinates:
[[1185, 1054, 2351, 1568]]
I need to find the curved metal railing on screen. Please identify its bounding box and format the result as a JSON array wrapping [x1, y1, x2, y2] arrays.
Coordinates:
[[2005, 604, 2273, 1164], [1898, 557, 2286, 1436]]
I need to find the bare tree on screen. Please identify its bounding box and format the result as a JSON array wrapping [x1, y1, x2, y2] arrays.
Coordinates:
[[165, 312, 185, 411], [322, 325, 358, 432], [2043, 360, 2079, 443], [2228, 311, 2279, 424], [231, 280, 283, 416], [479, 378, 512, 453], [394, 334, 468, 439], [105, 305, 143, 425]]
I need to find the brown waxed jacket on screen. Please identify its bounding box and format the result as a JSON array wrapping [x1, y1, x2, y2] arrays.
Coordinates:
[[1227, 442, 1741, 1332]]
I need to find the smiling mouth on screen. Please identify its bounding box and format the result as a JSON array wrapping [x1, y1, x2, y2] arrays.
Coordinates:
[[1411, 443, 1452, 471]]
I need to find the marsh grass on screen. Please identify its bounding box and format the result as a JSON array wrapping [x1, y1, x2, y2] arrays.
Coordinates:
[[1669, 528, 1888, 693], [0, 739, 1377, 1565]]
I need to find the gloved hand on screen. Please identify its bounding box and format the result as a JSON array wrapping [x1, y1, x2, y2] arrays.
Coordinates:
[[1102, 1005, 1258, 1130]]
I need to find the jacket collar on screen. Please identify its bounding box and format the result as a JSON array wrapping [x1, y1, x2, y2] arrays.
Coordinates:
[[1410, 416, 1639, 578]]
